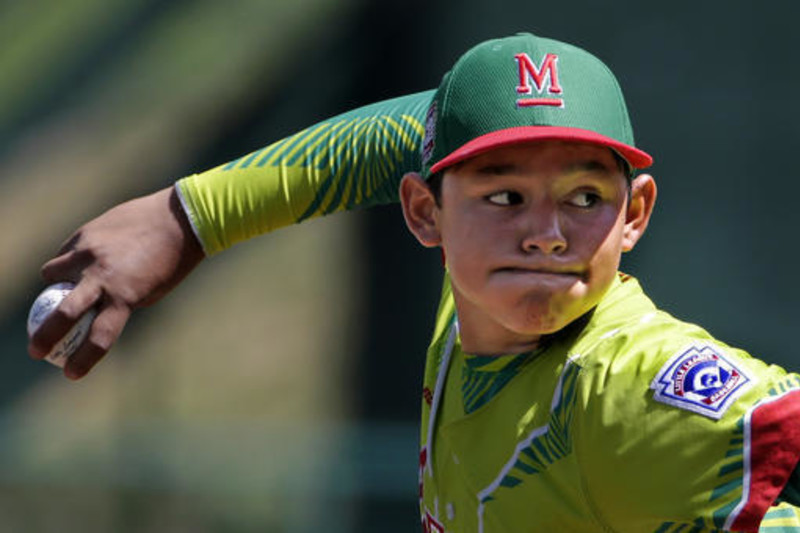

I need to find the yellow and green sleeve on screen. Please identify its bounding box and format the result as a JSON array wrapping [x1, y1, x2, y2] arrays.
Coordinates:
[[175, 90, 434, 255]]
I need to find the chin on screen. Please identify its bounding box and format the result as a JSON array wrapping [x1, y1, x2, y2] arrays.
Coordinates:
[[507, 294, 589, 336], [506, 308, 570, 336]]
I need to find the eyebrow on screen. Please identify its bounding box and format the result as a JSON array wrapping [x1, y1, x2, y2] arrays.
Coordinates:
[[564, 160, 616, 174], [474, 163, 517, 175]]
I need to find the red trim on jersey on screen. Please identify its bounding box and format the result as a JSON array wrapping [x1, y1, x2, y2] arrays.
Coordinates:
[[730, 389, 800, 532], [423, 387, 434, 407], [422, 511, 445, 533]]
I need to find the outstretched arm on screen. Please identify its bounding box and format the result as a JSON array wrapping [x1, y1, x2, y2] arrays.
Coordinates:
[[27, 90, 433, 379], [177, 90, 432, 254]]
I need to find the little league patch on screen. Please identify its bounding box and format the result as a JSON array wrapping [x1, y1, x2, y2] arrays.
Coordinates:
[[651, 344, 753, 420]]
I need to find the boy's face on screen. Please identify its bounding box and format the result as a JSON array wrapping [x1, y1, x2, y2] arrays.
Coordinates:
[[400, 141, 656, 355]]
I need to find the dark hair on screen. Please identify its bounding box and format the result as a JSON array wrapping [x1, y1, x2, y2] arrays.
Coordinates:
[[425, 148, 633, 206], [427, 171, 445, 206], [611, 150, 634, 181]]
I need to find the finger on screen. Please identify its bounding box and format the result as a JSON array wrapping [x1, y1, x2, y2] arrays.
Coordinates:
[[63, 302, 130, 380], [27, 281, 103, 360], [56, 232, 82, 256], [40, 248, 93, 285]]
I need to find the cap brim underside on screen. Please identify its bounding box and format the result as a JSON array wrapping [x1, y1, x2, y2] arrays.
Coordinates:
[[429, 126, 653, 174]]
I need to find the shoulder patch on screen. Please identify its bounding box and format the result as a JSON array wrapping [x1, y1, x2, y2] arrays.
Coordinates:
[[650, 344, 753, 420]]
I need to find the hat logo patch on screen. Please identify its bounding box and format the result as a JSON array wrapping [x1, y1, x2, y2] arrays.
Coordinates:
[[515, 52, 564, 108], [650, 344, 753, 420]]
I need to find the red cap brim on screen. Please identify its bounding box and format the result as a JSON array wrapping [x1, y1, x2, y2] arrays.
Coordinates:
[[429, 126, 653, 175]]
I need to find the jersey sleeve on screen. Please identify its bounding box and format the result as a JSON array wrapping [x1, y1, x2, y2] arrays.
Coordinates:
[[175, 90, 433, 255], [575, 319, 800, 533]]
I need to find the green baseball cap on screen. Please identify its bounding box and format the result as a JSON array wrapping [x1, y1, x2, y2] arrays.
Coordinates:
[[421, 32, 652, 177]]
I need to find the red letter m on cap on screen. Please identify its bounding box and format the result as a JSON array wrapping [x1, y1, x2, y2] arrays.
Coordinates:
[[515, 53, 564, 107]]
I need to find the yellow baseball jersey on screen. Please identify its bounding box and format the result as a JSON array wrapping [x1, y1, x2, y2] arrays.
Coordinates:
[[419, 273, 800, 532], [175, 92, 800, 532]]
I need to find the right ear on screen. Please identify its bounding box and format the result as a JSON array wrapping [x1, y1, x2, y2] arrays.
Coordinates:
[[399, 172, 442, 248]]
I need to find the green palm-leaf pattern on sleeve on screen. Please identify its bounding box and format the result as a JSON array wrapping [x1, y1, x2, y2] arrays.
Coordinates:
[[177, 90, 433, 254], [220, 92, 430, 220]]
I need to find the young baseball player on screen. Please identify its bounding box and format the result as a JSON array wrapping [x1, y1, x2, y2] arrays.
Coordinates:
[[28, 33, 800, 532]]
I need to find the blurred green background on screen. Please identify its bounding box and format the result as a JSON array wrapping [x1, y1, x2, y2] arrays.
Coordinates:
[[2, 1, 799, 531]]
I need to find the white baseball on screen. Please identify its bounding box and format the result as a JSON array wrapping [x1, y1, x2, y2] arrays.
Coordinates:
[[27, 282, 97, 368]]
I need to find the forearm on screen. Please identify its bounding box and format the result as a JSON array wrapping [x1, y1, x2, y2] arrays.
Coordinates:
[[176, 90, 434, 255]]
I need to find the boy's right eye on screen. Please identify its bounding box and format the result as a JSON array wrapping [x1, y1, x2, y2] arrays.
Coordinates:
[[486, 191, 522, 206]]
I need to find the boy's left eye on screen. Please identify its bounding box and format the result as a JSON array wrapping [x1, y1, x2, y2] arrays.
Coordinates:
[[569, 191, 600, 208]]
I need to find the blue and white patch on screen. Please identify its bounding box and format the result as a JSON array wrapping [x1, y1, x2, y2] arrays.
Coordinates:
[[650, 344, 753, 420]]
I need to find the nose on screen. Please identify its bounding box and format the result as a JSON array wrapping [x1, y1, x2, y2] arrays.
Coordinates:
[[519, 204, 567, 255]]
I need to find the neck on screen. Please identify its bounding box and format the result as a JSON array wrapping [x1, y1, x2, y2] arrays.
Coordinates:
[[454, 298, 544, 356], [453, 294, 597, 357], [460, 333, 543, 356]]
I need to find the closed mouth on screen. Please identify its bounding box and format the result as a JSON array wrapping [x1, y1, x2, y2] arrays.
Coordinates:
[[493, 267, 586, 281], [495, 266, 580, 274]]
